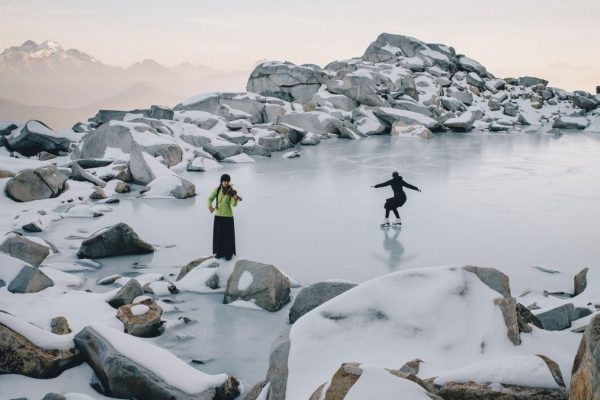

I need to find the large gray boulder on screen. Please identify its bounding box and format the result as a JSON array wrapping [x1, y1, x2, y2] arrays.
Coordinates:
[[6, 120, 70, 157], [90, 109, 149, 125], [8, 265, 54, 293], [435, 382, 567, 399], [203, 141, 242, 161], [463, 265, 511, 297], [443, 111, 478, 132], [289, 281, 357, 324], [69, 161, 107, 187], [457, 56, 487, 76], [74, 325, 239, 400], [76, 121, 182, 167], [224, 259, 291, 312], [553, 116, 589, 130], [373, 107, 443, 131], [247, 62, 327, 104], [279, 112, 341, 136], [148, 105, 174, 120], [574, 267, 588, 296], [5, 165, 68, 202], [0, 233, 49, 266], [362, 33, 429, 63], [325, 71, 388, 107], [573, 95, 599, 112], [0, 312, 81, 378], [77, 223, 154, 259], [570, 314, 600, 400], [519, 76, 549, 87], [175, 92, 266, 123]]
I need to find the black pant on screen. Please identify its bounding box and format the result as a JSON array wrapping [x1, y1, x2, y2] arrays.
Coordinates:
[[213, 216, 236, 258], [384, 194, 406, 218]]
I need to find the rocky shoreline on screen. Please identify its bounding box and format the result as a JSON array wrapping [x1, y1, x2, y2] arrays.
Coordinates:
[[1, 33, 600, 399]]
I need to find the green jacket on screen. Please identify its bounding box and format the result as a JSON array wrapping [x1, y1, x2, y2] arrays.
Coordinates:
[[207, 185, 238, 217]]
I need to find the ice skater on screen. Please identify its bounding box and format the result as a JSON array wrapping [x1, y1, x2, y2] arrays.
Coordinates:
[[371, 171, 421, 227]]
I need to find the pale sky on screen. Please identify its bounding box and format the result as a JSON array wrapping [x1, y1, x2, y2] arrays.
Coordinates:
[[1, 0, 599, 90]]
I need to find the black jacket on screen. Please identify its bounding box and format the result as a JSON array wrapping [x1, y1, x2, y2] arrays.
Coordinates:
[[374, 176, 419, 198]]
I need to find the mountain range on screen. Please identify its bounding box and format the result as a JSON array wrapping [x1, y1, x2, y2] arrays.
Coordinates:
[[0, 40, 250, 128]]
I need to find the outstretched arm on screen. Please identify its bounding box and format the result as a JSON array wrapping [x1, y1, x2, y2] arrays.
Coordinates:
[[372, 179, 392, 189], [402, 180, 421, 192]]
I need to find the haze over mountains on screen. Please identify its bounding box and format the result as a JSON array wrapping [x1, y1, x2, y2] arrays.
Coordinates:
[[0, 40, 250, 128]]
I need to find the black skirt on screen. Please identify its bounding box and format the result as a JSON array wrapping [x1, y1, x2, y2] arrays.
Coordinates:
[[213, 216, 236, 257], [384, 193, 407, 210]]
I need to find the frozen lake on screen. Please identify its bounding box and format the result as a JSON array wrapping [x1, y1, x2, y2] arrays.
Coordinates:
[[3, 129, 600, 396]]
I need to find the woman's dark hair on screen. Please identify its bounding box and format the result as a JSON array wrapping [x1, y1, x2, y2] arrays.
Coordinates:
[[220, 174, 231, 183]]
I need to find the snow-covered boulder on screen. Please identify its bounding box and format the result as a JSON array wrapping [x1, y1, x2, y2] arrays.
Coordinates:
[[443, 110, 478, 132], [570, 314, 600, 400], [280, 265, 526, 400], [203, 139, 242, 161], [8, 264, 54, 293], [50, 316, 72, 335], [289, 281, 357, 324], [142, 174, 196, 199], [534, 303, 576, 331], [552, 115, 589, 130], [224, 260, 291, 312], [519, 76, 548, 87], [373, 107, 443, 131], [76, 121, 183, 167], [279, 111, 342, 136], [186, 156, 223, 172], [148, 105, 174, 120], [313, 87, 359, 111], [6, 120, 71, 157], [247, 62, 327, 104], [116, 298, 163, 337], [127, 147, 171, 185], [457, 56, 487, 76], [77, 223, 154, 259], [310, 363, 441, 400], [0, 311, 80, 378], [74, 324, 239, 400], [352, 107, 387, 135], [242, 140, 272, 157], [325, 69, 388, 107], [107, 279, 144, 309], [174, 92, 266, 123], [362, 33, 429, 63], [69, 161, 107, 187], [5, 165, 68, 202], [391, 121, 434, 138], [0, 233, 50, 266]]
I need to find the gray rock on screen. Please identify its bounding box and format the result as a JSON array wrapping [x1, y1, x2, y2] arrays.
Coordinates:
[[89, 187, 107, 200], [90, 109, 149, 125], [443, 111, 478, 132], [5, 165, 68, 202], [247, 62, 326, 104], [279, 111, 341, 136], [67, 159, 114, 169], [258, 135, 291, 152], [503, 102, 519, 117], [0, 121, 18, 136], [148, 105, 174, 120], [0, 234, 49, 267], [72, 122, 91, 133], [362, 33, 429, 63], [115, 182, 130, 194], [203, 142, 242, 161], [313, 91, 358, 111], [8, 265, 54, 293], [0, 314, 80, 378], [516, 303, 543, 333], [70, 162, 107, 187], [574, 267, 588, 296], [553, 116, 589, 130], [77, 121, 182, 168], [573, 95, 599, 112], [435, 382, 567, 399], [50, 316, 72, 335], [373, 107, 443, 131], [245, 327, 291, 400], [519, 76, 548, 87], [463, 265, 511, 297], [175, 92, 265, 124], [6, 120, 70, 157], [535, 303, 575, 331], [289, 281, 357, 324], [570, 314, 600, 399], [74, 325, 239, 400], [42, 394, 67, 400], [448, 90, 473, 106], [573, 307, 593, 321], [107, 279, 144, 309], [466, 72, 485, 89], [242, 141, 272, 157], [494, 297, 521, 345], [325, 73, 388, 107], [224, 259, 291, 312], [457, 56, 487, 76], [390, 99, 433, 116], [441, 97, 465, 112], [117, 298, 163, 337], [77, 223, 154, 259]]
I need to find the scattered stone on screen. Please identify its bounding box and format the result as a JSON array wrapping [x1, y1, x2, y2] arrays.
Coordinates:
[[247, 62, 327, 103], [0, 233, 50, 266], [574, 267, 589, 296], [289, 281, 357, 324], [115, 181, 131, 193], [116, 298, 163, 337], [8, 265, 54, 293], [553, 116, 589, 130], [535, 303, 575, 331], [435, 382, 567, 400], [176, 256, 217, 281], [519, 76, 549, 87], [107, 279, 144, 309], [516, 303, 543, 333], [77, 223, 154, 259], [89, 187, 107, 200], [5, 165, 68, 202], [463, 265, 511, 297], [224, 260, 291, 312], [50, 316, 72, 335], [70, 162, 107, 187], [6, 120, 71, 157]]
